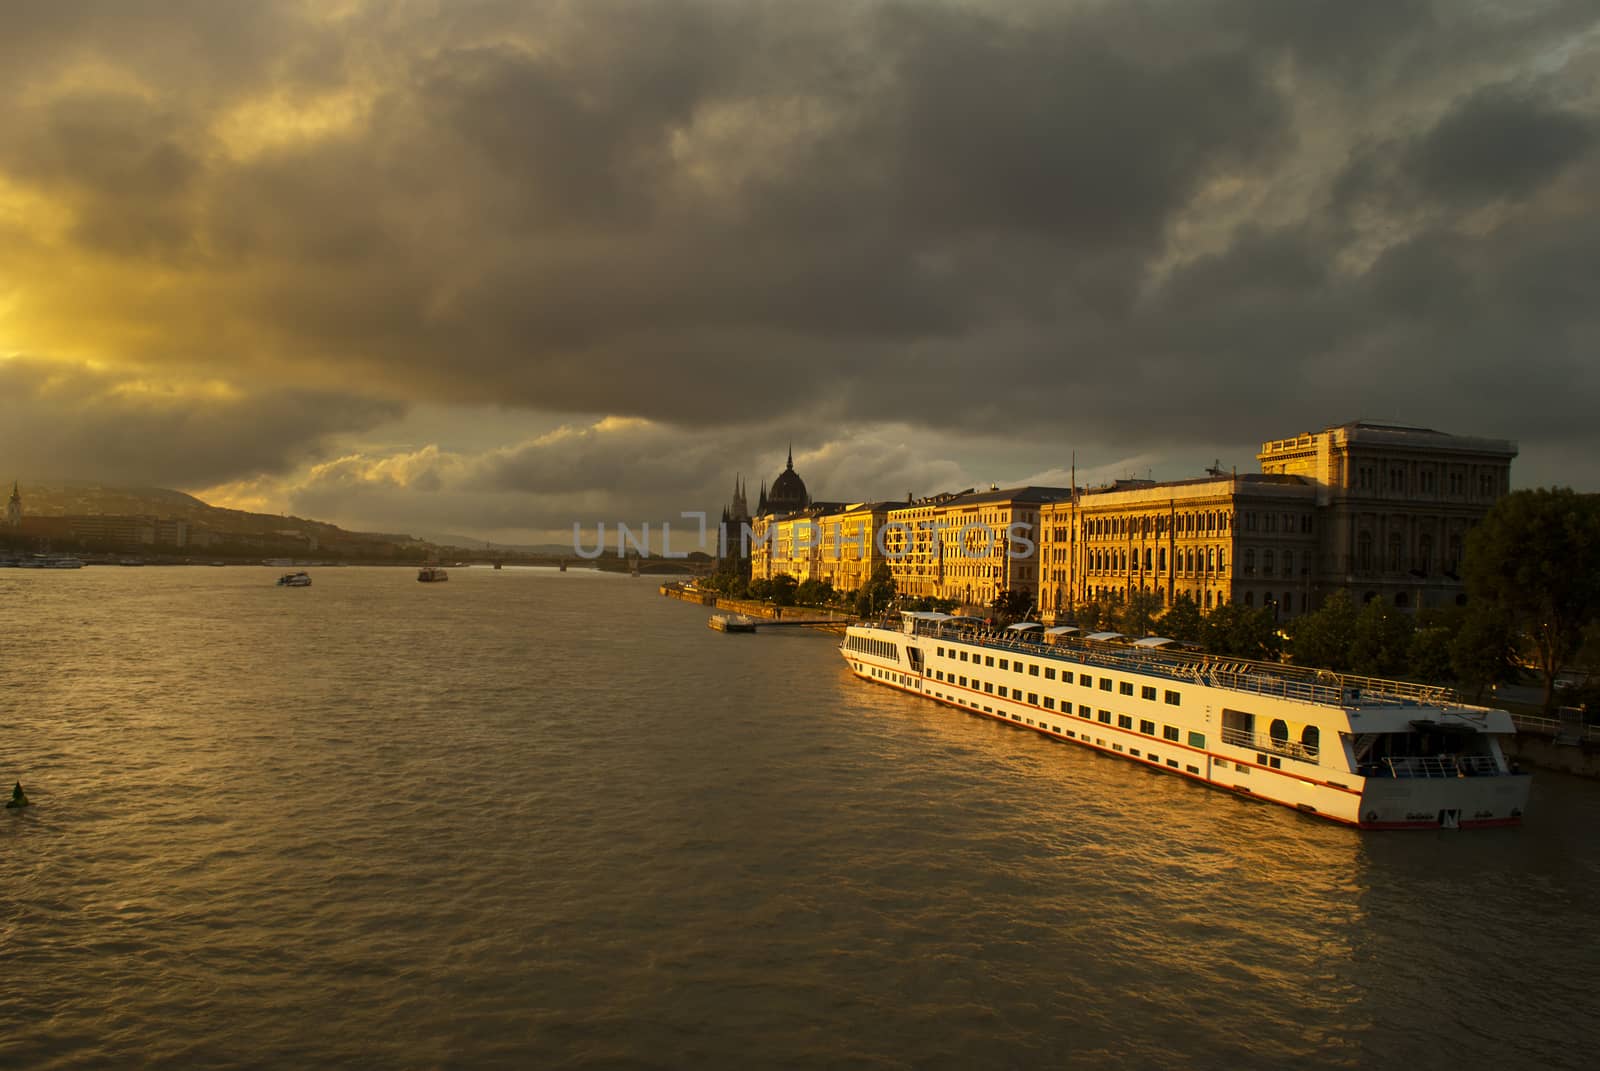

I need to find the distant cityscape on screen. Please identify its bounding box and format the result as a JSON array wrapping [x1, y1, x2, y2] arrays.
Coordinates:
[[717, 421, 1518, 625]]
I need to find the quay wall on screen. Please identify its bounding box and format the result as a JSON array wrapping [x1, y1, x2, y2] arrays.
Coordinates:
[[1504, 733, 1600, 780], [657, 584, 854, 625], [660, 583, 717, 606]]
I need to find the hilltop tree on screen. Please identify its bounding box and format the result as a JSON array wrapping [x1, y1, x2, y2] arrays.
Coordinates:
[[1464, 488, 1600, 710]]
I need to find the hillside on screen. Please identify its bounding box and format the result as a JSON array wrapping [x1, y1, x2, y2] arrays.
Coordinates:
[[10, 480, 419, 552]]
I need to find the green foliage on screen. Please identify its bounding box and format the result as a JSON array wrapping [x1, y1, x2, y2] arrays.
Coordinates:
[[1348, 596, 1415, 677], [855, 562, 896, 618], [769, 573, 799, 607], [1464, 488, 1600, 710], [1406, 608, 1461, 683], [794, 578, 835, 607], [1290, 589, 1359, 671], [700, 570, 749, 598], [904, 596, 959, 613], [1157, 593, 1203, 644], [1202, 602, 1283, 660], [1450, 603, 1521, 703], [990, 589, 1034, 622], [747, 578, 773, 601], [1079, 591, 1123, 632], [1117, 590, 1163, 638]]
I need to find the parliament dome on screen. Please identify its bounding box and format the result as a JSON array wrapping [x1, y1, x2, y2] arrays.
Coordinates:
[[762, 448, 810, 514]]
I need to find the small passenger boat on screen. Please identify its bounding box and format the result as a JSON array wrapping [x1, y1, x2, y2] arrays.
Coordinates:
[[417, 565, 449, 583], [276, 571, 312, 587]]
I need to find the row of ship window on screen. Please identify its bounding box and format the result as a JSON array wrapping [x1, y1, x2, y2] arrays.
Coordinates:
[[927, 668, 1201, 744], [933, 646, 1181, 705], [845, 635, 901, 661], [922, 686, 1212, 775], [854, 660, 1271, 779]]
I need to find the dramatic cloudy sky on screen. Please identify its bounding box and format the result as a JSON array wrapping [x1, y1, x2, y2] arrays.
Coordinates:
[[2, 0, 1596, 544]]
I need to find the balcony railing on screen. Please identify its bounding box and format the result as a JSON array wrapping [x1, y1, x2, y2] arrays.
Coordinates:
[[1220, 725, 1319, 763], [1375, 754, 1502, 778], [907, 620, 1464, 709]]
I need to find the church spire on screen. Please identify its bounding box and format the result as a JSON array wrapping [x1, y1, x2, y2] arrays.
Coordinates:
[[786, 444, 793, 471]]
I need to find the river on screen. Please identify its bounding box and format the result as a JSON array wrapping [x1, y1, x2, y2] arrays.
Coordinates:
[[3, 566, 1596, 1069]]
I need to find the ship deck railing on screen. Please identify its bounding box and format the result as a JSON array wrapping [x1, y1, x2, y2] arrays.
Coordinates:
[[1219, 725, 1320, 764], [1363, 754, 1503, 779], [1509, 711, 1600, 746], [901, 620, 1463, 710]]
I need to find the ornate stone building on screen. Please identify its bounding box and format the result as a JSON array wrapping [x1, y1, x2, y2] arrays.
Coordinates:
[[715, 475, 752, 581], [1037, 475, 1317, 623], [1257, 422, 1517, 612], [1035, 421, 1517, 624], [818, 502, 895, 592], [756, 447, 810, 516]]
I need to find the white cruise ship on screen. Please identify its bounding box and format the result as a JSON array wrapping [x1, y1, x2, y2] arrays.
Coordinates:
[[841, 613, 1531, 830]]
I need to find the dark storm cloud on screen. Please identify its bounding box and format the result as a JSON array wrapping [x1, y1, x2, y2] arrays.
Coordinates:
[[0, 359, 402, 487], [1407, 85, 1597, 203], [2, 0, 1598, 496]]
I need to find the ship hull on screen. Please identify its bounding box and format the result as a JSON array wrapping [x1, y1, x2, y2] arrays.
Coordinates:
[[841, 622, 1530, 830]]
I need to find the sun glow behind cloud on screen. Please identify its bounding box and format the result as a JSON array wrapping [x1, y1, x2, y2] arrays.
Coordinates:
[[0, 0, 1596, 539]]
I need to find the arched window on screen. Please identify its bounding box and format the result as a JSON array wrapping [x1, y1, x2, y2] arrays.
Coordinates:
[[1207, 546, 1215, 570], [1270, 719, 1288, 747], [1204, 589, 1213, 608], [1301, 725, 1319, 757], [1357, 532, 1373, 573], [1244, 548, 1256, 576], [1388, 533, 1402, 572], [1218, 548, 1226, 571], [1159, 547, 1167, 571], [1418, 535, 1432, 575], [1283, 550, 1294, 577], [1263, 549, 1275, 576]]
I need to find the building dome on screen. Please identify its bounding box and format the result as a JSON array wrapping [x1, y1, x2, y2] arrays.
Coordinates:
[[763, 448, 809, 514]]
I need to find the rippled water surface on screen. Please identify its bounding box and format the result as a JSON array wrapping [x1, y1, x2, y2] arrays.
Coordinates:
[[4, 567, 1599, 1069]]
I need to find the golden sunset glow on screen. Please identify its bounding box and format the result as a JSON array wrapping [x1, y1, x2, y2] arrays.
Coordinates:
[[0, 0, 1594, 543]]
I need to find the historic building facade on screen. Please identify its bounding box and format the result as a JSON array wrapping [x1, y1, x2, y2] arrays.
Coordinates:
[[715, 475, 753, 581], [1257, 422, 1517, 612], [1035, 422, 1517, 624], [734, 421, 1515, 618], [1036, 475, 1318, 623], [817, 502, 894, 592]]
